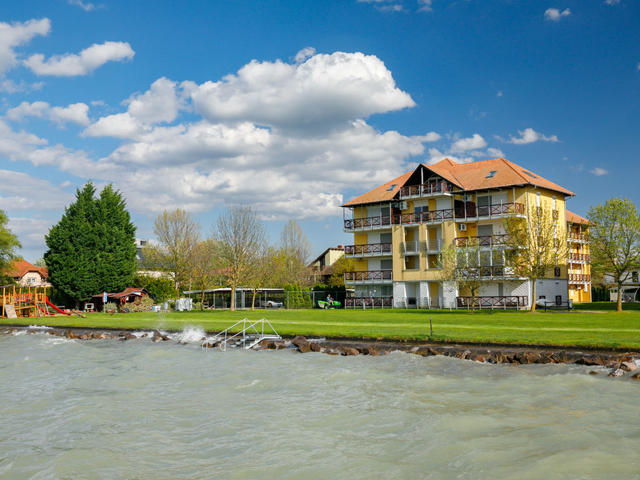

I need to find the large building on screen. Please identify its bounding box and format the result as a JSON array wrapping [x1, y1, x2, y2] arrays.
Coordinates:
[[566, 211, 592, 303], [341, 157, 591, 309]]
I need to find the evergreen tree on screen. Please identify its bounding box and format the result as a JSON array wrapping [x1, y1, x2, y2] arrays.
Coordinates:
[[44, 182, 136, 306]]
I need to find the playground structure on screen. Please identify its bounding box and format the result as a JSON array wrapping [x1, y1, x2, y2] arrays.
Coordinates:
[[1, 286, 71, 318]]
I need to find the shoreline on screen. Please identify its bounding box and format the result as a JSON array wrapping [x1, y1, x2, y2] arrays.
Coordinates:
[[2, 324, 640, 379]]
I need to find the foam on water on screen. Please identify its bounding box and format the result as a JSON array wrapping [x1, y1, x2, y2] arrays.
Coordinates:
[[169, 326, 208, 344]]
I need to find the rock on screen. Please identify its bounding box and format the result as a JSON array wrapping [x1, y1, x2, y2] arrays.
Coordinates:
[[631, 372, 640, 380], [340, 347, 359, 356], [309, 342, 322, 353], [64, 330, 78, 339], [457, 349, 471, 360], [427, 348, 440, 356], [326, 349, 339, 356], [589, 370, 600, 375], [620, 361, 638, 372], [80, 334, 89, 340], [368, 347, 380, 356], [608, 368, 624, 377], [516, 352, 542, 364], [152, 330, 169, 342], [357, 346, 370, 355], [291, 336, 310, 353], [472, 354, 485, 363]]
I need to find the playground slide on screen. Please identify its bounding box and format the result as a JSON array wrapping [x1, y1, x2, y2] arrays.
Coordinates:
[[45, 298, 71, 315]]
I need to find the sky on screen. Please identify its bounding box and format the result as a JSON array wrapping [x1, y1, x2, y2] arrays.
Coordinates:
[[0, 0, 638, 262]]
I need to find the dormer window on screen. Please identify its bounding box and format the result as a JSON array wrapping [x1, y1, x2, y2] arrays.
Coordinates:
[[386, 184, 397, 191], [486, 171, 497, 178]]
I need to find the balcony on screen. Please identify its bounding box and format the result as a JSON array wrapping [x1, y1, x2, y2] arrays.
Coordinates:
[[344, 243, 392, 257], [569, 273, 591, 283], [568, 253, 590, 264], [568, 233, 589, 243], [399, 182, 452, 199], [455, 234, 508, 248], [343, 203, 525, 231], [401, 241, 420, 255], [426, 238, 442, 253], [456, 296, 528, 309], [344, 270, 393, 284], [345, 296, 393, 308], [455, 265, 522, 279]]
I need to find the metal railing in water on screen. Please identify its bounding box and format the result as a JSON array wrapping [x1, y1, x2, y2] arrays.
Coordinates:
[[205, 318, 281, 351]]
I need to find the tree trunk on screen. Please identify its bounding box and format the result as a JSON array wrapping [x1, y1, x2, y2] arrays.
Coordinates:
[[617, 280, 623, 312], [230, 285, 236, 311], [251, 288, 256, 311], [530, 279, 537, 312]]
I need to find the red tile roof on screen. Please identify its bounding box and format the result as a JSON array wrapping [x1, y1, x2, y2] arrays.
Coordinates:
[[566, 210, 590, 225], [6, 260, 47, 279], [342, 158, 574, 207]]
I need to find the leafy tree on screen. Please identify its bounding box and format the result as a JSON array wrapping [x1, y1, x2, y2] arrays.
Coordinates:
[[588, 198, 640, 312], [215, 206, 266, 311], [132, 274, 178, 303], [144, 209, 200, 291], [0, 210, 21, 283], [45, 183, 136, 306], [34, 258, 46, 267], [504, 204, 567, 311], [189, 239, 223, 308], [440, 244, 483, 312], [326, 256, 356, 287]]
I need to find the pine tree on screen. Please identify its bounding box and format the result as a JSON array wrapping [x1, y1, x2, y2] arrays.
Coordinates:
[[44, 182, 136, 306]]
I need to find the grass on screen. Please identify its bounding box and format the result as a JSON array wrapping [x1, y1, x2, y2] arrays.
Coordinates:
[[3, 304, 640, 350]]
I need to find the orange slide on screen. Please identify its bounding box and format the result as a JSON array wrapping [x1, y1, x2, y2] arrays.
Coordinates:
[[45, 297, 71, 315]]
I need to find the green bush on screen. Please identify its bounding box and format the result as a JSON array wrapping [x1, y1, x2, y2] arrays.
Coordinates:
[[103, 302, 118, 313], [121, 296, 155, 313], [132, 274, 178, 302]]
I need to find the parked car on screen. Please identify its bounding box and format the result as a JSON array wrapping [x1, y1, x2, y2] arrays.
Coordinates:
[[266, 300, 283, 308]]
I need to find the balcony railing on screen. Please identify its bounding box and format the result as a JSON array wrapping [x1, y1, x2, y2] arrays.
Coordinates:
[[399, 182, 452, 199], [343, 203, 525, 231], [344, 243, 392, 257], [426, 239, 442, 252], [344, 270, 393, 282], [455, 234, 508, 248], [568, 233, 589, 243], [401, 241, 420, 255], [569, 273, 591, 283], [568, 253, 590, 263], [456, 296, 528, 309], [455, 265, 520, 279], [345, 296, 393, 308]]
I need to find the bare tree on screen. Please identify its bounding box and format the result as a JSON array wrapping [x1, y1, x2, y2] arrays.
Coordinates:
[[144, 209, 200, 292], [215, 206, 266, 311], [440, 244, 483, 312], [280, 219, 312, 285], [504, 204, 567, 311], [190, 239, 222, 309], [588, 198, 640, 312]]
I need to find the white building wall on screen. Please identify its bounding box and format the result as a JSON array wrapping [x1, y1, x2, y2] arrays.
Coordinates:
[[442, 281, 457, 308], [436, 197, 450, 210], [535, 279, 569, 304]]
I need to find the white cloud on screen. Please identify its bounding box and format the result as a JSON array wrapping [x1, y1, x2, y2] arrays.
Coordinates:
[[83, 112, 146, 139], [0, 18, 50, 75], [637, 62, 640, 71], [545, 8, 571, 21], [604, 0, 620, 5], [496, 90, 503, 97], [0, 170, 73, 210], [450, 133, 487, 153], [68, 0, 101, 11], [7, 216, 54, 257], [590, 167, 608, 176], [125, 77, 183, 124], [294, 47, 316, 64], [0, 79, 44, 94], [499, 127, 559, 145], [417, 0, 432, 12], [24, 41, 134, 76], [189, 51, 415, 132], [486, 147, 505, 158], [6, 101, 90, 126]]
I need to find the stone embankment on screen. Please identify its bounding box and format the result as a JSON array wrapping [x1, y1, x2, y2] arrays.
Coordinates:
[[2, 326, 639, 380]]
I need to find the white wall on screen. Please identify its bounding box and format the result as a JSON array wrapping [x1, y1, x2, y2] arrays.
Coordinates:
[[536, 279, 569, 304]]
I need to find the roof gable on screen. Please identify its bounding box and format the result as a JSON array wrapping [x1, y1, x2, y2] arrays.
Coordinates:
[[566, 210, 591, 225], [6, 260, 47, 279], [342, 170, 413, 207]]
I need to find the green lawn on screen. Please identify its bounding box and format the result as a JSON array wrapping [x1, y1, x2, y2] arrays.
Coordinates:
[[3, 306, 640, 350]]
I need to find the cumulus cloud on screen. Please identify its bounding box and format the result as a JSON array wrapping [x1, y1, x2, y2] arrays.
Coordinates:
[[6, 101, 90, 126], [417, 0, 433, 12], [450, 133, 487, 153], [0, 18, 50, 75], [545, 8, 571, 21], [83, 112, 145, 139], [0, 79, 44, 94], [604, 0, 620, 5], [0, 170, 73, 210], [499, 127, 559, 145], [24, 41, 134, 76], [590, 167, 608, 176], [294, 47, 316, 64], [68, 0, 101, 11], [189, 51, 415, 132]]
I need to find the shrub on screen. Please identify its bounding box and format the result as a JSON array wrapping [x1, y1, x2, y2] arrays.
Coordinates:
[[121, 296, 155, 313], [103, 302, 118, 313]]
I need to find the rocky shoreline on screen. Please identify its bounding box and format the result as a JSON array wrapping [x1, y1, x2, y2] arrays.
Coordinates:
[[3, 325, 639, 380]]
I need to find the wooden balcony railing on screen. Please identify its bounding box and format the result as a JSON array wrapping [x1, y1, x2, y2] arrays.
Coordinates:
[[344, 243, 392, 256], [345, 296, 393, 308], [569, 273, 591, 283], [399, 182, 452, 198], [455, 265, 519, 278], [568, 233, 589, 243], [568, 253, 590, 263], [456, 296, 528, 308], [344, 203, 525, 230], [455, 234, 508, 247], [344, 270, 393, 282]]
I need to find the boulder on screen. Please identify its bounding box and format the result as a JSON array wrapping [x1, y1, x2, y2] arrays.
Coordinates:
[[64, 330, 78, 339], [291, 336, 310, 353], [152, 330, 169, 342], [620, 361, 638, 372], [608, 368, 624, 377], [456, 349, 471, 360], [472, 354, 485, 363], [631, 372, 640, 381], [309, 342, 322, 353], [340, 347, 359, 356], [589, 370, 600, 375]]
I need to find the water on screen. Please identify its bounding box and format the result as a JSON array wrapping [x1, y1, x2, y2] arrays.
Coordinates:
[[1, 332, 639, 480]]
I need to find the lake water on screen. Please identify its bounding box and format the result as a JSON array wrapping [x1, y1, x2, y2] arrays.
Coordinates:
[[1, 330, 639, 479]]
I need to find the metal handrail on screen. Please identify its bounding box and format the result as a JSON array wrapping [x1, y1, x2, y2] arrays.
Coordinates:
[[205, 318, 281, 351]]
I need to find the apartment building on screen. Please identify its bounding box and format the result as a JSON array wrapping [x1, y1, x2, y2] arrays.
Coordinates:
[[342, 157, 590, 309], [566, 211, 591, 303]]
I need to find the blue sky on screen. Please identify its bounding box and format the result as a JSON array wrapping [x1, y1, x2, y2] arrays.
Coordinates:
[[1, 0, 638, 262]]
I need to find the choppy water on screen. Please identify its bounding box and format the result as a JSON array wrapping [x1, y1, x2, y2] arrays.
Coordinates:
[[1, 331, 639, 480]]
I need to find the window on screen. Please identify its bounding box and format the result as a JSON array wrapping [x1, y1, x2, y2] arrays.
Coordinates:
[[486, 170, 497, 178], [386, 184, 397, 191], [536, 192, 541, 207], [523, 170, 538, 179], [552, 196, 557, 210]]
